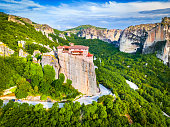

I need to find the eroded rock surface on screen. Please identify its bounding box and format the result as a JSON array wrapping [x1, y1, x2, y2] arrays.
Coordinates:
[[77, 28, 122, 43], [41, 45, 98, 96], [119, 17, 170, 65], [119, 23, 158, 53], [142, 17, 170, 65]]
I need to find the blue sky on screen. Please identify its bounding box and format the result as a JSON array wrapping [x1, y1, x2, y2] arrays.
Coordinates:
[[0, 0, 170, 30]]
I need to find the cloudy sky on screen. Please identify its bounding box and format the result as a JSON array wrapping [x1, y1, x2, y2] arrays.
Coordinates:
[[0, 0, 170, 30]]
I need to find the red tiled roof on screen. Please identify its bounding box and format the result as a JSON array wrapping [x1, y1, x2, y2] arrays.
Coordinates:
[[69, 45, 89, 49], [72, 51, 83, 53], [57, 45, 89, 49], [57, 46, 70, 49], [87, 53, 93, 57]]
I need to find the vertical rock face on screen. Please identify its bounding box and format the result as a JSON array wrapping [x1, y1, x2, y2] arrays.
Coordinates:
[[142, 17, 170, 65], [0, 42, 14, 56], [78, 28, 122, 43], [58, 53, 98, 95], [57, 45, 98, 96], [41, 54, 60, 79], [119, 17, 170, 65], [119, 24, 158, 53], [34, 24, 54, 36], [40, 45, 98, 95]]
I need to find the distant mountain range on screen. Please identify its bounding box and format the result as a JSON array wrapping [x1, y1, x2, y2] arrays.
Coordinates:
[[1, 12, 169, 66], [66, 17, 170, 66]]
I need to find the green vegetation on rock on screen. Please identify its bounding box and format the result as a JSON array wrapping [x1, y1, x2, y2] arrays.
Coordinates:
[[0, 12, 169, 127], [66, 25, 106, 31], [0, 13, 53, 52], [0, 56, 80, 100]]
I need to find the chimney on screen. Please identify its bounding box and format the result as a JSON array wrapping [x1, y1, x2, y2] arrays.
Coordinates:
[[70, 43, 74, 46]]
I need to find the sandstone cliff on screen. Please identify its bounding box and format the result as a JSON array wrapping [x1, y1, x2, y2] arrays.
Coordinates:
[[41, 45, 98, 96], [142, 17, 170, 65], [0, 42, 14, 56], [34, 24, 54, 36], [119, 23, 158, 53], [119, 17, 170, 65], [8, 15, 32, 25], [77, 28, 122, 43], [8, 15, 54, 37]]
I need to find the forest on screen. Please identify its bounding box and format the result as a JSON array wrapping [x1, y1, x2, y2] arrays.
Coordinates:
[[0, 12, 170, 126], [0, 55, 80, 101], [0, 12, 68, 54], [0, 35, 169, 126]]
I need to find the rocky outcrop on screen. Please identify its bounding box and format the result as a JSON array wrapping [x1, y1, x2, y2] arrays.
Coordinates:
[[57, 51, 98, 96], [0, 42, 14, 56], [119, 24, 158, 53], [19, 49, 29, 58], [41, 45, 98, 96], [77, 28, 122, 43], [119, 17, 170, 65], [58, 33, 66, 40], [34, 24, 54, 36], [8, 15, 32, 25], [143, 17, 170, 65], [41, 53, 60, 79], [8, 15, 54, 37]]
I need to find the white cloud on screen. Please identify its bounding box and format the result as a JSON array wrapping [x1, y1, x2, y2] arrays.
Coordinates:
[[0, 0, 170, 30]]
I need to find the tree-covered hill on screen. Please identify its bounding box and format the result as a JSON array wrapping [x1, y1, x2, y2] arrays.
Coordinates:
[[0, 12, 70, 53], [0, 12, 169, 127], [66, 25, 106, 31], [67, 35, 170, 126], [0, 35, 169, 126], [0, 13, 52, 51]]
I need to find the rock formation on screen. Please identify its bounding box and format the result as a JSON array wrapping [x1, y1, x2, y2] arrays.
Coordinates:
[[34, 24, 54, 36], [77, 28, 122, 43], [41, 44, 99, 96], [119, 24, 158, 53], [0, 42, 14, 56], [57, 45, 98, 96], [8, 15, 32, 25], [142, 17, 170, 65], [8, 15, 54, 38], [58, 33, 67, 40], [119, 17, 170, 65], [19, 49, 29, 58], [41, 53, 60, 79]]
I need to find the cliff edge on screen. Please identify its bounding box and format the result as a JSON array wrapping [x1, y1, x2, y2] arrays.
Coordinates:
[[41, 44, 99, 96]]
